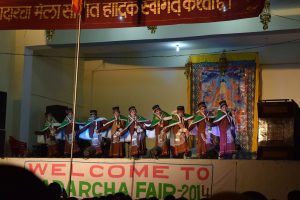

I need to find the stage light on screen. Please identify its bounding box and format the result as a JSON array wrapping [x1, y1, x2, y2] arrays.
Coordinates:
[[222, 5, 227, 12], [118, 16, 124, 21], [176, 45, 180, 52]]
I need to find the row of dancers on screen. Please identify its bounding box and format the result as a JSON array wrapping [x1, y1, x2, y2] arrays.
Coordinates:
[[36, 100, 237, 159]]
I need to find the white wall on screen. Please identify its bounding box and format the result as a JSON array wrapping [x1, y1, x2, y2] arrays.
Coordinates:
[[259, 41, 300, 105], [82, 41, 300, 112], [0, 30, 47, 155], [85, 61, 188, 119], [0, 31, 14, 92], [0, 31, 15, 134], [261, 65, 300, 105], [0, 30, 17, 155], [29, 55, 85, 147]]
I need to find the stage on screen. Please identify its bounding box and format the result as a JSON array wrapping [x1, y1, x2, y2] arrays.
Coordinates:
[[0, 158, 299, 200]]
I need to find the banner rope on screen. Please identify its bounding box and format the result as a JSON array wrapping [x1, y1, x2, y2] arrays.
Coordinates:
[[67, 12, 82, 197]]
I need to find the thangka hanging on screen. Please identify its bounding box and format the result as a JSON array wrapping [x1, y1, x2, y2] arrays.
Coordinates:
[[190, 53, 260, 152]]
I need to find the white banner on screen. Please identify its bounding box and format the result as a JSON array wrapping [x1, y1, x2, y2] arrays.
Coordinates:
[[1, 158, 218, 199], [2, 158, 299, 200]]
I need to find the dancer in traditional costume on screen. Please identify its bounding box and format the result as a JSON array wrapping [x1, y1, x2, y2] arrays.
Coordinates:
[[212, 100, 236, 159], [148, 105, 172, 158], [122, 106, 149, 158], [57, 108, 84, 156], [164, 106, 193, 158], [35, 112, 60, 157], [78, 110, 108, 157], [188, 102, 212, 158], [99, 107, 127, 158]]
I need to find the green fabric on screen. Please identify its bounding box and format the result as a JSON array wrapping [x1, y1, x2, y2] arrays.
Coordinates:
[[80, 117, 108, 130], [120, 115, 128, 121], [107, 115, 128, 123], [150, 111, 171, 127], [83, 117, 96, 127], [105, 115, 128, 126], [80, 117, 95, 130], [183, 113, 193, 120], [58, 119, 70, 129], [124, 115, 148, 130], [106, 117, 116, 124], [137, 115, 148, 122], [213, 109, 227, 123], [165, 113, 193, 128], [167, 119, 180, 127], [40, 121, 52, 132], [190, 114, 205, 125], [58, 117, 85, 129], [165, 114, 181, 128], [40, 119, 59, 132]]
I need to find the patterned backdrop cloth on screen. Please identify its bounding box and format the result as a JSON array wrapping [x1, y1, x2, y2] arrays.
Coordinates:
[[190, 54, 259, 152]]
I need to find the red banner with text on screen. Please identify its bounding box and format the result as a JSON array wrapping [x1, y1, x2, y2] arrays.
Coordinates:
[[0, 0, 265, 30]]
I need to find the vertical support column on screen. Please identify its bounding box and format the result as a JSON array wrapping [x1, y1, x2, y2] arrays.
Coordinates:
[[19, 48, 33, 145]]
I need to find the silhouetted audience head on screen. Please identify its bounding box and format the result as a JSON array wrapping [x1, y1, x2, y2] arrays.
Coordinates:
[[114, 192, 126, 200], [47, 182, 62, 199], [0, 164, 52, 200], [288, 190, 300, 200], [164, 194, 176, 200], [176, 197, 188, 200], [148, 197, 159, 200], [211, 192, 248, 200], [125, 194, 132, 200], [106, 194, 114, 200], [242, 191, 267, 200]]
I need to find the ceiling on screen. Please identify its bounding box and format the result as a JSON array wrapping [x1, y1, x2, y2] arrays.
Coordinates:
[[271, 0, 300, 9], [81, 30, 300, 55], [35, 29, 300, 59]]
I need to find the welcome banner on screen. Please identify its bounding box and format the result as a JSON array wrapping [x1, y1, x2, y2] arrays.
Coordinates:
[[3, 158, 217, 199], [2, 158, 300, 200], [0, 0, 265, 30], [25, 160, 213, 199]]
